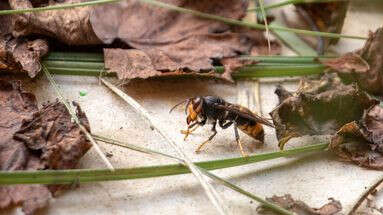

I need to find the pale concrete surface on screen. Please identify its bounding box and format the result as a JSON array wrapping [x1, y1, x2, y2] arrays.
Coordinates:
[[3, 1, 383, 214]]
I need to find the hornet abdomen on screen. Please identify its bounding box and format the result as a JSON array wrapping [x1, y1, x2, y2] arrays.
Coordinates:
[[232, 105, 265, 142], [238, 123, 264, 142]]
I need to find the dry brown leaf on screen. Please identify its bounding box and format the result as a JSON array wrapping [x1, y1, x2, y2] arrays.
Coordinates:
[[0, 80, 50, 215], [322, 28, 383, 96], [330, 105, 383, 169], [269, 73, 378, 149], [0, 80, 92, 215], [8, 0, 100, 45], [321, 53, 370, 74], [219, 57, 257, 82], [95, 0, 280, 81], [7, 0, 279, 80], [258, 194, 342, 215], [0, 1, 12, 36], [295, 1, 349, 47], [284, 1, 349, 53], [14, 101, 92, 170], [103, 48, 225, 80], [0, 35, 48, 77], [104, 48, 162, 80]]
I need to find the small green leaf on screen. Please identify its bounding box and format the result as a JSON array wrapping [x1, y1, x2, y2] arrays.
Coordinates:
[[79, 91, 87, 96]]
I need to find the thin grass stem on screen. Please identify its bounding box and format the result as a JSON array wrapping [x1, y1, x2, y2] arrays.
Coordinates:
[[0, 142, 328, 183], [0, 0, 366, 40], [247, 0, 349, 12], [42, 65, 115, 171], [94, 134, 294, 215], [100, 78, 228, 215]]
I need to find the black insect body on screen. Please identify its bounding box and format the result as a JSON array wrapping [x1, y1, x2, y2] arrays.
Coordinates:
[[170, 96, 274, 156]]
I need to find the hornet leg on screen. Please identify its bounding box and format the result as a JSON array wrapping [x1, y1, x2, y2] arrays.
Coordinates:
[[234, 123, 247, 157], [181, 121, 199, 140], [196, 121, 217, 153], [219, 120, 233, 129]]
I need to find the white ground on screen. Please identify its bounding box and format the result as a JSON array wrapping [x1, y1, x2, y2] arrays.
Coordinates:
[[3, 1, 383, 214]]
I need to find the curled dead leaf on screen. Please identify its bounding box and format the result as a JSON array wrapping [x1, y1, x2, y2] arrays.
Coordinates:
[[330, 105, 383, 169], [322, 28, 383, 96], [0, 35, 48, 77], [0, 80, 92, 214], [14, 101, 92, 170], [321, 53, 370, 74], [258, 194, 342, 215], [282, 1, 348, 53], [0, 79, 49, 215], [295, 1, 349, 47], [96, 0, 280, 81], [6, 0, 280, 80], [269, 74, 378, 149], [8, 0, 101, 45]]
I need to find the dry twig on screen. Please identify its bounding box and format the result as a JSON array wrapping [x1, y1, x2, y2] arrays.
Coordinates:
[[100, 78, 228, 215], [349, 177, 383, 214]]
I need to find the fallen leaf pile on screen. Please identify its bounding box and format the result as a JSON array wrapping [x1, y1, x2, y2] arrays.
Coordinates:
[[270, 73, 378, 150], [0, 79, 92, 215], [258, 194, 342, 215], [97, 0, 280, 81], [2, 0, 280, 81], [330, 105, 383, 169], [322, 27, 383, 96], [270, 71, 383, 169], [270, 28, 383, 169], [0, 36, 49, 77]]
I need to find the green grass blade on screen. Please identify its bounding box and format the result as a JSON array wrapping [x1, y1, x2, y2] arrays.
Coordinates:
[[42, 65, 115, 170], [43, 60, 105, 69], [257, 0, 271, 53], [44, 64, 325, 78], [140, 0, 365, 40], [0, 142, 328, 184], [42, 52, 329, 78], [0, 0, 366, 40], [248, 0, 298, 11], [44, 52, 104, 62], [247, 0, 348, 12], [239, 55, 335, 63], [0, 0, 121, 15], [100, 78, 228, 215], [270, 21, 318, 56], [44, 52, 335, 64], [94, 134, 294, 215], [199, 169, 294, 215]]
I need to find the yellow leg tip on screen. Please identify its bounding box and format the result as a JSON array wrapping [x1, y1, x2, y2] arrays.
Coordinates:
[[195, 140, 210, 153], [181, 130, 190, 140], [236, 139, 248, 157]]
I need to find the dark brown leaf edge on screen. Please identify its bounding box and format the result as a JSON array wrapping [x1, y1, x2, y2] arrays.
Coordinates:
[[269, 73, 378, 150], [321, 27, 383, 97], [0, 79, 92, 215], [257, 194, 342, 215], [330, 104, 383, 170]]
